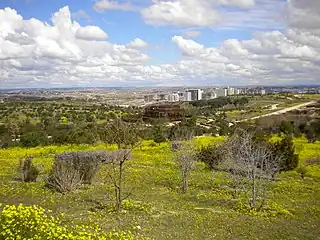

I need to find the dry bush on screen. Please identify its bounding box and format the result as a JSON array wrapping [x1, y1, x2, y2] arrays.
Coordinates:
[[46, 160, 82, 193], [55, 151, 108, 184], [47, 150, 110, 193], [18, 157, 39, 182], [305, 156, 320, 166]]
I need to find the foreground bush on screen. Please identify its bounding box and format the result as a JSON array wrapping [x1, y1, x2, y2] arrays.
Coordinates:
[[18, 156, 39, 182], [0, 203, 149, 240], [47, 150, 132, 193], [197, 144, 225, 170], [47, 151, 107, 192]]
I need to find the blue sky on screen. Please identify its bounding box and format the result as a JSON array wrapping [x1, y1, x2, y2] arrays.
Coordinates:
[[0, 0, 319, 88]]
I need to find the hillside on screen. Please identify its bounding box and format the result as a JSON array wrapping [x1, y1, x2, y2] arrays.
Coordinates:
[[0, 137, 320, 239]]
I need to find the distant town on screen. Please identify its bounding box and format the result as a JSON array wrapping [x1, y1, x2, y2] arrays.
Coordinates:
[[1, 85, 320, 107]]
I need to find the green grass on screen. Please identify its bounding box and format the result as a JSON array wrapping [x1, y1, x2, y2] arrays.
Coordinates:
[[0, 137, 320, 239]]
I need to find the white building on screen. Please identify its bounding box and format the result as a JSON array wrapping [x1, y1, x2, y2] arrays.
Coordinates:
[[185, 89, 202, 101], [227, 87, 235, 96], [215, 88, 228, 97], [184, 91, 192, 101], [168, 93, 179, 102]]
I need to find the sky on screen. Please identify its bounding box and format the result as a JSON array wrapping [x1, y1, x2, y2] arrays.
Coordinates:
[[0, 0, 319, 88]]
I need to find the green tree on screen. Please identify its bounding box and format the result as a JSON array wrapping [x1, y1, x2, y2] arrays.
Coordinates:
[[151, 124, 167, 145], [272, 136, 299, 172]]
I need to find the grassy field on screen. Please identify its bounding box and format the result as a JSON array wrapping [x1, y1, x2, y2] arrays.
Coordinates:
[[0, 137, 320, 239]]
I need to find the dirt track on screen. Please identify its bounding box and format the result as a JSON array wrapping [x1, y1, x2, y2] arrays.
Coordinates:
[[236, 101, 317, 122]]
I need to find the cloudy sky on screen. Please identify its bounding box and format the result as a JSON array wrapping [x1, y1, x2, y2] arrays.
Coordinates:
[[0, 0, 319, 88]]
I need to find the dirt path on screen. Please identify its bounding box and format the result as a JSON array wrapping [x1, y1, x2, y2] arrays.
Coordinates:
[[236, 101, 317, 122]]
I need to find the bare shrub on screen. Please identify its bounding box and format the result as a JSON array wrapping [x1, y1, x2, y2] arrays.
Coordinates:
[[18, 157, 39, 182], [47, 160, 82, 193], [47, 150, 109, 193], [55, 151, 107, 184], [305, 156, 320, 166]]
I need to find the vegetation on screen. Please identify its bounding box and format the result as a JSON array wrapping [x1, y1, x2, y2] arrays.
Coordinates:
[[1, 94, 320, 239], [0, 136, 319, 239]]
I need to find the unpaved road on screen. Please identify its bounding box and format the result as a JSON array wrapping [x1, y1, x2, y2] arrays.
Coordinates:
[[236, 101, 317, 122]]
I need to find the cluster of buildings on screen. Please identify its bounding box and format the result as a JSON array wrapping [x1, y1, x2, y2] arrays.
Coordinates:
[[144, 87, 266, 103]]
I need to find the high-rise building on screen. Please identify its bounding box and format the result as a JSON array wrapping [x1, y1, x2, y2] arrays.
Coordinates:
[[184, 91, 192, 101], [227, 87, 235, 96], [186, 89, 202, 101], [215, 88, 228, 97]]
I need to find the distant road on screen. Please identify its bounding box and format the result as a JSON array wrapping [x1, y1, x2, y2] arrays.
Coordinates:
[[236, 101, 317, 123]]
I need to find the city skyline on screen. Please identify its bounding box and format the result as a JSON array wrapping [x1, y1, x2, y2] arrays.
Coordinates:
[[0, 0, 320, 88]]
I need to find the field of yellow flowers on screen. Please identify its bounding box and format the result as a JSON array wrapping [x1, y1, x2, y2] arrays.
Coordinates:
[[0, 136, 320, 239]]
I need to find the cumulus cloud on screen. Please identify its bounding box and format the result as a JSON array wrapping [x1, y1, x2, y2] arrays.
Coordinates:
[[286, 0, 320, 33], [140, 0, 256, 27], [1, 0, 320, 88], [0, 6, 154, 88], [141, 0, 221, 27], [93, 0, 134, 12], [127, 38, 148, 49], [76, 26, 108, 40]]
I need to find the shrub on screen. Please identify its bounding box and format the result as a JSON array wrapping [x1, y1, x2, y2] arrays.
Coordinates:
[[296, 166, 308, 179], [305, 156, 320, 166], [47, 151, 107, 192], [0, 203, 149, 240], [18, 157, 39, 182], [197, 144, 225, 170], [58, 151, 106, 183], [47, 150, 131, 193], [272, 136, 299, 172], [47, 160, 82, 193]]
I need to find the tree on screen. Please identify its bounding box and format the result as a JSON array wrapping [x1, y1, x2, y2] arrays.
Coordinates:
[[104, 118, 140, 211], [151, 124, 167, 145], [280, 120, 294, 135], [103, 118, 139, 148], [197, 144, 225, 170], [173, 139, 196, 194], [272, 135, 299, 172], [224, 129, 281, 210], [20, 131, 48, 147]]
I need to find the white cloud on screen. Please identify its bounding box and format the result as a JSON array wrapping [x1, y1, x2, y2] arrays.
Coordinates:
[[172, 36, 205, 56], [76, 26, 108, 40], [141, 0, 221, 27], [286, 0, 320, 31], [140, 0, 257, 27], [127, 38, 148, 49], [1, 1, 320, 88], [0, 6, 155, 88], [93, 0, 134, 12]]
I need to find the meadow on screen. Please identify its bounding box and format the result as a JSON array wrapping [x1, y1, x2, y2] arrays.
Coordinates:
[[0, 136, 320, 239]]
